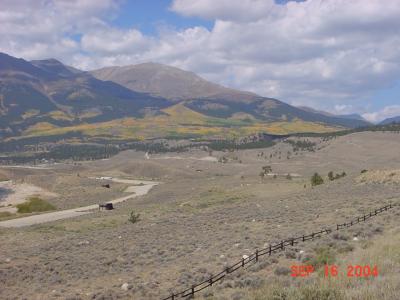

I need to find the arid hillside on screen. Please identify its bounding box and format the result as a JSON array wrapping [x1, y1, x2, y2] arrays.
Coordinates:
[[0, 131, 399, 300]]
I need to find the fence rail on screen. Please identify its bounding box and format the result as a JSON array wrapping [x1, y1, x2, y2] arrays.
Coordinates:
[[162, 202, 397, 300]]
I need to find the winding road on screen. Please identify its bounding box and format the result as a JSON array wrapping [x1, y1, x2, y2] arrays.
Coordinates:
[[0, 178, 159, 228]]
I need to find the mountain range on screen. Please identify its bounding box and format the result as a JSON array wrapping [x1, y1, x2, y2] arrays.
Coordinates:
[[0, 52, 371, 142], [379, 116, 400, 125], [297, 106, 367, 122]]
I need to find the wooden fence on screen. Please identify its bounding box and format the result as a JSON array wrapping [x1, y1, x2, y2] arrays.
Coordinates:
[[161, 202, 396, 299]]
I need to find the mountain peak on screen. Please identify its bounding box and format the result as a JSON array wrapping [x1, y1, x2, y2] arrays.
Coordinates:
[[91, 62, 257, 102], [30, 58, 81, 77]]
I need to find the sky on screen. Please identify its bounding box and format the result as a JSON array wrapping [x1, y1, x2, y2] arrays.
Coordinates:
[[1, 0, 400, 123]]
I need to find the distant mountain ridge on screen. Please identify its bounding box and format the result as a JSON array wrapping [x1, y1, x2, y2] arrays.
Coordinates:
[[380, 116, 400, 125], [298, 106, 368, 122], [90, 63, 370, 128], [0, 52, 371, 142]]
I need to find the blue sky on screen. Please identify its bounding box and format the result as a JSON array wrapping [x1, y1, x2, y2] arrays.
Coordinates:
[[111, 0, 303, 34], [109, 0, 399, 122], [110, 1, 213, 34], [1, 0, 399, 122], [111, 0, 296, 34]]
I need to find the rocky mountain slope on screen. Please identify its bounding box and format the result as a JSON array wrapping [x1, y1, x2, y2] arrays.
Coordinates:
[[91, 63, 370, 128], [91, 62, 257, 103], [0, 52, 370, 142], [0, 53, 170, 138]]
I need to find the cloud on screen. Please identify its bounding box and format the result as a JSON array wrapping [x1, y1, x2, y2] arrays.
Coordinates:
[[362, 105, 400, 123], [334, 104, 353, 114], [168, 0, 400, 111], [1, 0, 400, 115], [170, 0, 276, 22], [81, 28, 153, 55], [0, 0, 117, 59]]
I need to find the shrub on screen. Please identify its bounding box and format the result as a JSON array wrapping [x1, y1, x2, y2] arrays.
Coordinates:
[[262, 165, 272, 174], [361, 169, 368, 174], [307, 247, 336, 269], [16, 197, 55, 213], [335, 171, 346, 179], [274, 266, 291, 276], [328, 171, 347, 181], [269, 289, 288, 300], [337, 242, 354, 253], [311, 173, 324, 186], [128, 211, 140, 223], [299, 286, 343, 300], [0, 211, 13, 219]]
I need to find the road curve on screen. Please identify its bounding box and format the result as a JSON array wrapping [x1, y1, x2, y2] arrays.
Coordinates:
[[0, 178, 159, 228]]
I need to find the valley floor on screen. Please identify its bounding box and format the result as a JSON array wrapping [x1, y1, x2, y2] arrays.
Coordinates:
[[0, 132, 399, 300]]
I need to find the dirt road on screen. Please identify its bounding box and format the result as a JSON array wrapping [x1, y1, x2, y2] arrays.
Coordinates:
[[0, 178, 159, 228]]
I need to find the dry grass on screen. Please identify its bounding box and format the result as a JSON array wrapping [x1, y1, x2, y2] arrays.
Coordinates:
[[1, 132, 400, 300], [356, 169, 400, 185], [219, 220, 400, 300]]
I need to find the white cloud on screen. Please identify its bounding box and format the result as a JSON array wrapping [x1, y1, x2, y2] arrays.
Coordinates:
[[0, 0, 117, 59], [167, 0, 400, 112], [81, 28, 153, 54], [170, 0, 276, 22], [1, 0, 400, 115], [362, 105, 400, 123], [334, 105, 353, 114]]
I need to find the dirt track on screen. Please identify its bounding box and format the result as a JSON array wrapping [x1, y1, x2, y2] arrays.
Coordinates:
[[0, 178, 159, 228]]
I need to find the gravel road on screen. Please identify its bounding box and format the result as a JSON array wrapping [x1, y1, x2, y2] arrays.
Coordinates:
[[0, 178, 159, 228]]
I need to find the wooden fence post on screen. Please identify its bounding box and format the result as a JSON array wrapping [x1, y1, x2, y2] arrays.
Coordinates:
[[160, 202, 398, 300]]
